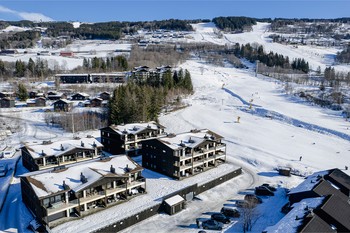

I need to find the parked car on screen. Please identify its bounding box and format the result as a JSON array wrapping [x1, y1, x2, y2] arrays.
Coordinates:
[[244, 194, 263, 205], [255, 186, 274, 196], [211, 213, 231, 224], [261, 183, 276, 191], [221, 206, 240, 217], [202, 219, 223, 230]]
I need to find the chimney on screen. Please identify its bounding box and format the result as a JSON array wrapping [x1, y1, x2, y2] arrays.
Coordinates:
[[110, 165, 115, 173], [80, 172, 88, 183], [81, 141, 84, 147], [60, 144, 64, 151]]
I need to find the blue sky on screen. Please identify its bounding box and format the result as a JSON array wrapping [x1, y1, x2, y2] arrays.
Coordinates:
[[0, 1, 349, 22]]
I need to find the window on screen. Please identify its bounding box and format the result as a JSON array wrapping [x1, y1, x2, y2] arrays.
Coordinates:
[[162, 150, 166, 153]]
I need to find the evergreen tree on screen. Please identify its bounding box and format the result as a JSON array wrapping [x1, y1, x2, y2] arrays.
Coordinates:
[[15, 60, 26, 77], [17, 83, 28, 101], [27, 58, 35, 76]]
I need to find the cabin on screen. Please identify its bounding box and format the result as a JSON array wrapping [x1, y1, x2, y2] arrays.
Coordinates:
[[0, 98, 15, 108], [99, 92, 110, 100], [90, 97, 103, 107], [35, 97, 46, 107], [0, 92, 15, 99], [53, 99, 73, 112], [264, 168, 350, 233], [47, 92, 67, 101], [71, 93, 90, 101]]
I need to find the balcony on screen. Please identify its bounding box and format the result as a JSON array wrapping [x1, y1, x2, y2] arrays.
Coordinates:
[[105, 184, 127, 196], [176, 153, 192, 161], [128, 178, 146, 189], [192, 159, 205, 167], [45, 199, 79, 216], [79, 191, 105, 205], [215, 151, 225, 159], [215, 143, 226, 151]]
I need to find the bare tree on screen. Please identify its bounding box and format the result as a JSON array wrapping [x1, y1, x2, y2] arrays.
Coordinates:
[[241, 201, 260, 232]]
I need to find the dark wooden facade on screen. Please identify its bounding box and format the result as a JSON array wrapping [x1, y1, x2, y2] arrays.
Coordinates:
[[53, 99, 73, 112], [0, 98, 15, 108], [90, 98, 103, 107], [99, 92, 110, 100], [100, 123, 165, 156], [71, 93, 89, 101]]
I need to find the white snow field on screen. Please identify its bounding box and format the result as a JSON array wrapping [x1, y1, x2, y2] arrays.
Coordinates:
[[189, 22, 350, 72]]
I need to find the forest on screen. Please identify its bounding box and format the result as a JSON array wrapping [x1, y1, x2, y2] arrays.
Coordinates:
[[108, 68, 193, 124], [212, 17, 257, 32]]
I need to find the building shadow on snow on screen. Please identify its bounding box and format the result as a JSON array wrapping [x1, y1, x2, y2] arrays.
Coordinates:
[[257, 171, 280, 177]]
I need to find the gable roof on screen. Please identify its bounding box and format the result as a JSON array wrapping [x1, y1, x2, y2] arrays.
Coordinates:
[[157, 129, 224, 150], [264, 197, 325, 233], [24, 155, 142, 198], [53, 99, 72, 105], [105, 121, 165, 135], [300, 214, 335, 233], [318, 194, 350, 231], [23, 137, 103, 159], [288, 170, 330, 195]]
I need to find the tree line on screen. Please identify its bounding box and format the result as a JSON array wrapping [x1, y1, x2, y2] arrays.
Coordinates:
[[0, 58, 53, 79], [229, 43, 309, 73], [80, 56, 128, 72], [212, 17, 257, 32], [108, 69, 193, 124]]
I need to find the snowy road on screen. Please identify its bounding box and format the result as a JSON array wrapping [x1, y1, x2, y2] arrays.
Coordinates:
[[0, 158, 32, 232]]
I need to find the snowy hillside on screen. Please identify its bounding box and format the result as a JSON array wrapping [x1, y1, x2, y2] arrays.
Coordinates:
[[187, 22, 350, 73]]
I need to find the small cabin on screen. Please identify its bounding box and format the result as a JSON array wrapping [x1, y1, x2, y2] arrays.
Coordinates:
[[53, 99, 73, 112]]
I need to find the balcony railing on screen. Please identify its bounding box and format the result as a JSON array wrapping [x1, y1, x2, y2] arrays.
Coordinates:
[[106, 184, 127, 195], [79, 191, 105, 204], [45, 199, 79, 215]]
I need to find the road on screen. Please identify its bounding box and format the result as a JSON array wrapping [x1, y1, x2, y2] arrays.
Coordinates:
[[0, 157, 33, 232]]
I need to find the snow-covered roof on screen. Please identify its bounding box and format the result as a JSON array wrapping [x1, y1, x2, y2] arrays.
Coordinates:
[[108, 121, 164, 135], [264, 197, 325, 233], [158, 129, 223, 150], [26, 99, 36, 104], [288, 170, 330, 195], [72, 92, 90, 97], [24, 137, 103, 159], [53, 99, 72, 104], [25, 155, 140, 198], [164, 195, 184, 206]]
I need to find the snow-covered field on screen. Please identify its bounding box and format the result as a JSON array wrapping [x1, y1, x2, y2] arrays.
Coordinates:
[[0, 22, 349, 233]]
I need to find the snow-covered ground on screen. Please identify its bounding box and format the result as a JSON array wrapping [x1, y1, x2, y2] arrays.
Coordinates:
[[0, 21, 350, 233], [187, 22, 350, 73]]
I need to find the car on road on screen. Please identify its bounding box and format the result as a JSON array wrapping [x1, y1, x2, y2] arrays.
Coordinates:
[[211, 213, 231, 224], [220, 206, 240, 217], [202, 219, 223, 230]]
